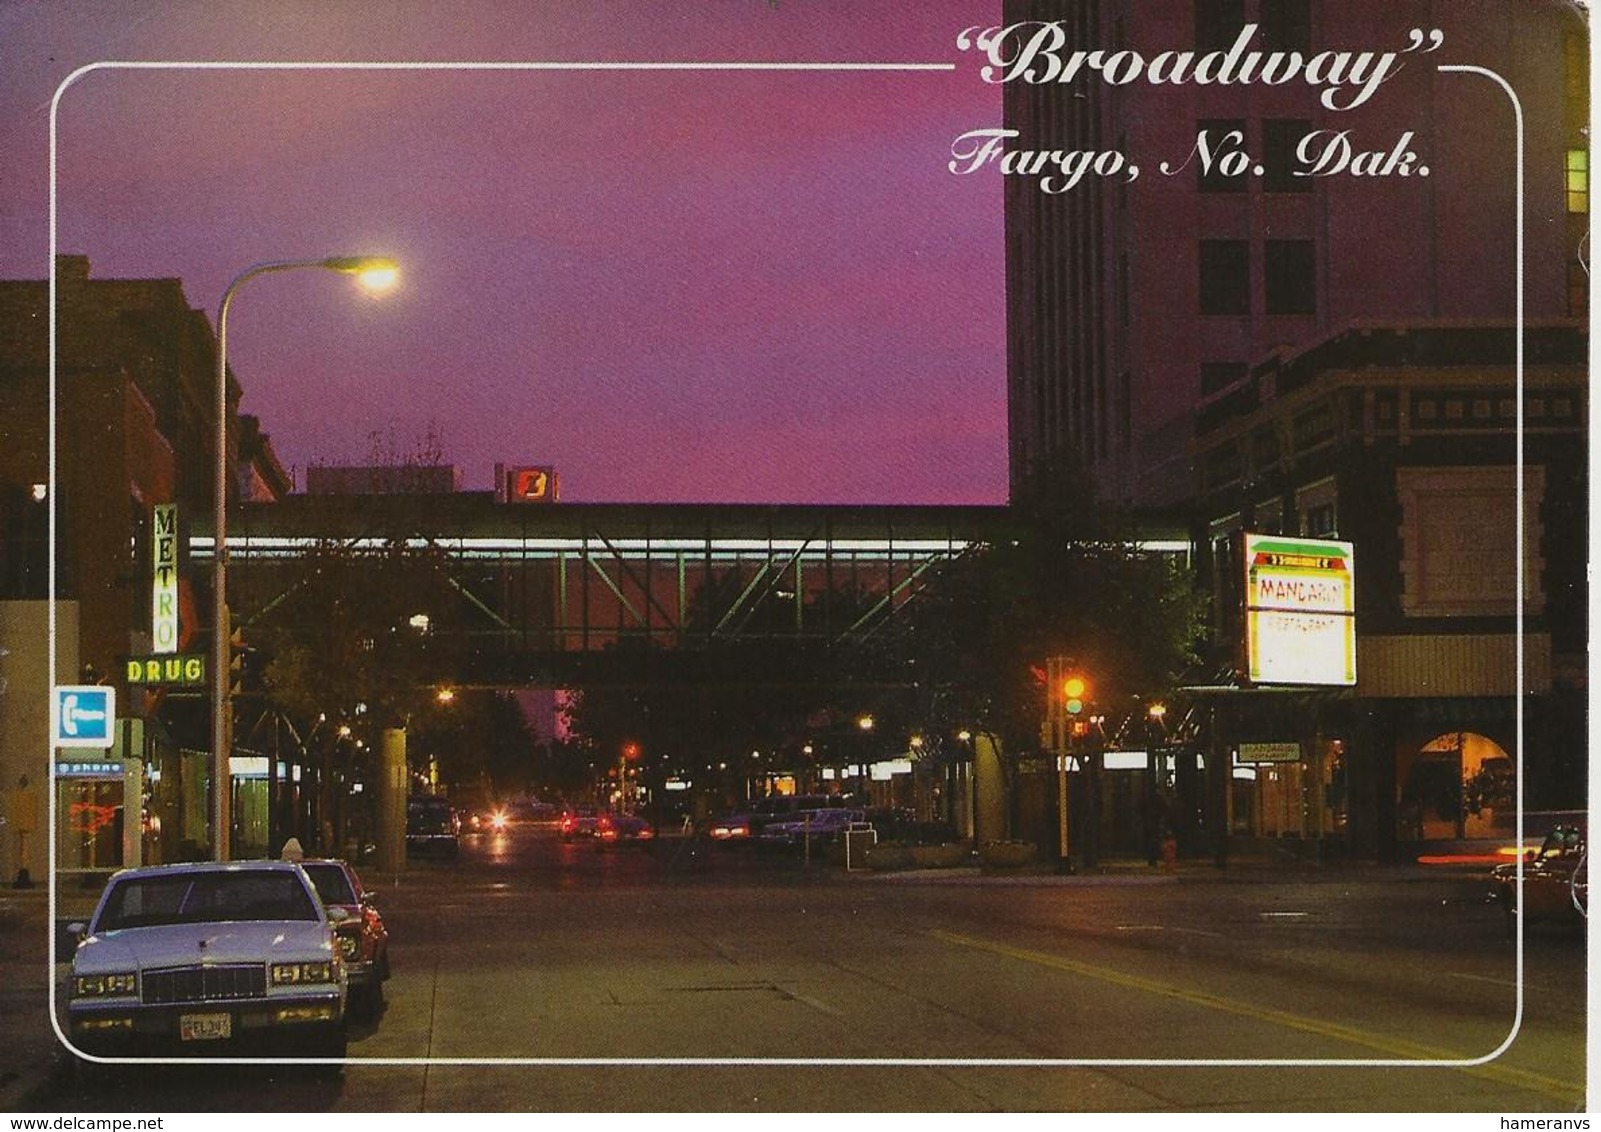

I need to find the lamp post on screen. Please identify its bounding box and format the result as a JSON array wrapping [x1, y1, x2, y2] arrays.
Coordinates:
[[211, 256, 398, 862]]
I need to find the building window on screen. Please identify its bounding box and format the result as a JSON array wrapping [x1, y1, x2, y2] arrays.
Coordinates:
[[1198, 119, 1248, 193], [1118, 252, 1130, 328], [1118, 369, 1132, 445], [1567, 149, 1589, 213], [1296, 477, 1339, 538], [1264, 239, 1315, 315], [1262, 119, 1313, 193], [1195, 0, 1247, 51], [1567, 33, 1589, 130], [1258, 0, 1312, 52], [1569, 261, 1589, 317], [1199, 240, 1250, 315], [1201, 361, 1248, 396]]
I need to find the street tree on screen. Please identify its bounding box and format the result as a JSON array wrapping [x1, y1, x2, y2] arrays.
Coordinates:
[[886, 457, 1209, 758]]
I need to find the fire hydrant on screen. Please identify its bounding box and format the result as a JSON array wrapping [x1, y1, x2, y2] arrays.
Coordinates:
[[1161, 833, 1178, 874]]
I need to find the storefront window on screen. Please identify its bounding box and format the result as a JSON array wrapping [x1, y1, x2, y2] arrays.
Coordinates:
[[56, 778, 124, 871]]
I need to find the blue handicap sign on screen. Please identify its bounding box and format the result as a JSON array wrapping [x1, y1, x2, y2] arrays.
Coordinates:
[[54, 685, 115, 748]]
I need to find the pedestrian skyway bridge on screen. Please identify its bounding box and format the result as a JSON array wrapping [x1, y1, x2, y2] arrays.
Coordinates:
[[192, 495, 1188, 687]]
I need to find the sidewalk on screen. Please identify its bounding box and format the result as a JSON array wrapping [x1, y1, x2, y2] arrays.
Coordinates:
[[852, 849, 1499, 885]]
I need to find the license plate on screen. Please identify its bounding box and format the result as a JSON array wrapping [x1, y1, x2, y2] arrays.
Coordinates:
[[179, 1013, 232, 1041]]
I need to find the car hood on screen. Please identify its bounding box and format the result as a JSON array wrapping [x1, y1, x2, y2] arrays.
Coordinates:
[[76, 920, 333, 973]]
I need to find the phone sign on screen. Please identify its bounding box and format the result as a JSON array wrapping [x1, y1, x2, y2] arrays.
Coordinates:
[[54, 685, 116, 748]]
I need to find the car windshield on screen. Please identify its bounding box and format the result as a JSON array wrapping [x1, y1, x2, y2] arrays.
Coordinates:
[[300, 862, 357, 905], [95, 871, 319, 931], [1540, 827, 1585, 859]]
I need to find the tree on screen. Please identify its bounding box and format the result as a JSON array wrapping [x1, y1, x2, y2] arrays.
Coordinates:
[[887, 457, 1209, 755]]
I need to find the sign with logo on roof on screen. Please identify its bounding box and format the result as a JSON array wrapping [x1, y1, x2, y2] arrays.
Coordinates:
[[1243, 533, 1356, 687], [53, 685, 116, 748]]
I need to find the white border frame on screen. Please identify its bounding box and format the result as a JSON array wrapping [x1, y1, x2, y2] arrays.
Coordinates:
[[43, 56, 1532, 1077]]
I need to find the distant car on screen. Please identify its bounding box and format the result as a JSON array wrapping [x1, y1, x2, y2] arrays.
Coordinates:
[[597, 811, 656, 848], [758, 808, 868, 851], [465, 807, 510, 834], [704, 811, 756, 842], [705, 795, 850, 844], [298, 859, 390, 1019], [510, 800, 558, 824], [1492, 823, 1587, 935], [406, 796, 461, 860], [66, 860, 348, 1059], [559, 804, 602, 841]]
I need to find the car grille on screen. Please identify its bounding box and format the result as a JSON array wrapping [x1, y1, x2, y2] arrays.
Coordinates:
[[141, 964, 267, 1005]]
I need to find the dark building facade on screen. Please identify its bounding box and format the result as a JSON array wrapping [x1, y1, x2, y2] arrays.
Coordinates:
[[1002, 0, 1587, 507], [1191, 323, 1587, 856], [1000, 3, 1589, 857], [0, 255, 277, 873]]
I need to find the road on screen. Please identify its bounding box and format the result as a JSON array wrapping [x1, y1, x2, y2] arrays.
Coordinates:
[[0, 824, 1587, 1113]]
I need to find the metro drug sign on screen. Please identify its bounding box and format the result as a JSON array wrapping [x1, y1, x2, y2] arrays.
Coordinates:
[[1243, 534, 1356, 687]]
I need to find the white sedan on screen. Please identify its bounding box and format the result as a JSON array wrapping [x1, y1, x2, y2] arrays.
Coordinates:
[[66, 860, 349, 1060]]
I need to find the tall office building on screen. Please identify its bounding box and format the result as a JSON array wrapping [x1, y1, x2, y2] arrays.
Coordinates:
[[1002, 0, 1588, 506]]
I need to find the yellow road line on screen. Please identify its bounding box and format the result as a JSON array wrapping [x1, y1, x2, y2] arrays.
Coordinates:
[[931, 928, 1583, 1104]]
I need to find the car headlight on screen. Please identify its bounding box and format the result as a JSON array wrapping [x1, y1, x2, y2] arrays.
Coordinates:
[[73, 972, 137, 997], [336, 934, 360, 960], [271, 961, 335, 985]]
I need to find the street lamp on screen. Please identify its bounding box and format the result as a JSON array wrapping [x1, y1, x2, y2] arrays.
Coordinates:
[[211, 255, 398, 861]]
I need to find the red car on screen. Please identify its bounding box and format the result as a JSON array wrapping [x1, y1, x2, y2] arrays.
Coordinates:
[[597, 811, 656, 849], [559, 804, 601, 841], [300, 859, 391, 1019]]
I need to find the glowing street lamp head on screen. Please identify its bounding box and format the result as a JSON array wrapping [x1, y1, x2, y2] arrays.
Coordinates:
[[321, 255, 400, 292]]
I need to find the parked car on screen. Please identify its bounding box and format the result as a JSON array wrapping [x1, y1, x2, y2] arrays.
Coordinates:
[[66, 860, 348, 1059], [1492, 823, 1588, 935], [705, 795, 851, 843], [406, 795, 461, 860], [559, 804, 602, 841], [597, 811, 656, 848], [298, 859, 390, 1019], [758, 808, 868, 851]]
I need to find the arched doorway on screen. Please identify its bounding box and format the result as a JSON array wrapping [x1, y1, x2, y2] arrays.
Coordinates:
[[1398, 731, 1514, 841]]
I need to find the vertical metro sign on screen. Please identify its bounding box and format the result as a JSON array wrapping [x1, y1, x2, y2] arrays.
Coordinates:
[[151, 503, 179, 653], [1243, 533, 1356, 686]]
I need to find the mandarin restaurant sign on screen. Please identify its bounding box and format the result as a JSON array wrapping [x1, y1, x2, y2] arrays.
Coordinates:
[[1243, 533, 1356, 687]]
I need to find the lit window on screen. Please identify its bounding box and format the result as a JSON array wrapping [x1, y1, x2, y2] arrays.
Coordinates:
[[1566, 149, 1588, 213]]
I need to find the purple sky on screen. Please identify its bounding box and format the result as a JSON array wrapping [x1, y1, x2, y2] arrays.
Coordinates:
[[0, 2, 1007, 504]]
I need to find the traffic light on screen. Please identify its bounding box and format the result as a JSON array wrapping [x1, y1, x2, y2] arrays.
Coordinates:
[[1062, 674, 1088, 716]]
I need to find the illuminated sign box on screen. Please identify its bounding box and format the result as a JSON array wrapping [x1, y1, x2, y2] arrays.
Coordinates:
[[125, 653, 207, 687], [506, 466, 559, 503], [53, 685, 115, 748], [1239, 742, 1303, 764], [151, 503, 179, 653], [1243, 533, 1356, 687]]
